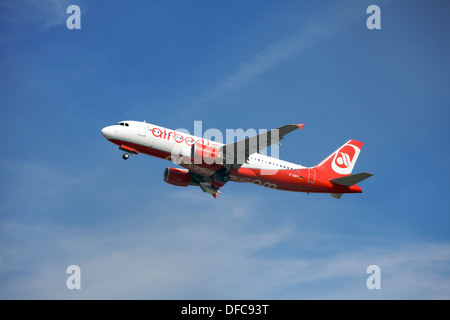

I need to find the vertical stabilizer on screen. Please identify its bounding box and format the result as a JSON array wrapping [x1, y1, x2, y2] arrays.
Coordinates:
[[314, 140, 364, 179]]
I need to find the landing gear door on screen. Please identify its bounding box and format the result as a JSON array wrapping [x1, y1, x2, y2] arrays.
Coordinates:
[[138, 123, 146, 137]]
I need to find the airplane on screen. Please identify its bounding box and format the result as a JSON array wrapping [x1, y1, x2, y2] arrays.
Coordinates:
[[101, 121, 373, 199]]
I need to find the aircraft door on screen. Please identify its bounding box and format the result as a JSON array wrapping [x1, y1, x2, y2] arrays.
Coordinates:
[[138, 124, 146, 137], [308, 169, 316, 184]]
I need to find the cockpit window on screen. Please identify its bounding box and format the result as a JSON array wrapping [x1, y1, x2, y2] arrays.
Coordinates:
[[125, 123, 129, 127]]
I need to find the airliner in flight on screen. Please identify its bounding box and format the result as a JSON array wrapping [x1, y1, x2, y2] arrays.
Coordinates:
[[101, 121, 372, 198]]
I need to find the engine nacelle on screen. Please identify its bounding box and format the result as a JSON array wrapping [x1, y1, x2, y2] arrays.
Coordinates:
[[212, 174, 225, 189], [163, 167, 191, 187], [191, 143, 223, 165]]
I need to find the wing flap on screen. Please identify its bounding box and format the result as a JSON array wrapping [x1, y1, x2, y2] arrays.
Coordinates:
[[199, 182, 220, 199]]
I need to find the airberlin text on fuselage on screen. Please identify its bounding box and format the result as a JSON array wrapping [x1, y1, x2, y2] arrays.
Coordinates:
[[151, 127, 220, 148]]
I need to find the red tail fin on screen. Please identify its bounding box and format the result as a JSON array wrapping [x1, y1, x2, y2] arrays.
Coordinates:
[[314, 140, 364, 179]]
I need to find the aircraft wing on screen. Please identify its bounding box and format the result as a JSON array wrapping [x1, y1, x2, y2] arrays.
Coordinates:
[[184, 123, 304, 198], [221, 123, 304, 169]]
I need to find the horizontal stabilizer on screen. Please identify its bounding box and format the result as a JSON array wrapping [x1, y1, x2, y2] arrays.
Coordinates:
[[330, 172, 373, 187]]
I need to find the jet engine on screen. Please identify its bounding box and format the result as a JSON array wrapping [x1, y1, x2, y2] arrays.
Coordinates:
[[191, 143, 223, 165], [163, 167, 192, 187]]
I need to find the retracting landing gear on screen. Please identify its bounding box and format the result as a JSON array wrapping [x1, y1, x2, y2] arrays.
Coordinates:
[[215, 167, 230, 183], [119, 145, 139, 160], [222, 172, 230, 182]]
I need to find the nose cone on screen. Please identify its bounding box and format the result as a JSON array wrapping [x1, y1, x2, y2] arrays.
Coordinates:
[[101, 126, 113, 139]]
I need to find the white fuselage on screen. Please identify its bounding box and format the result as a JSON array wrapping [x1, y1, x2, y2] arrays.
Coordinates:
[[101, 120, 306, 172]]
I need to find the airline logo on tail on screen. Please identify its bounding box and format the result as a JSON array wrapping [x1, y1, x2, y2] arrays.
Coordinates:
[[331, 142, 361, 175]]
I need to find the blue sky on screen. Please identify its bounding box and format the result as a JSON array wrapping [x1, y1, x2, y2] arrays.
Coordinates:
[[0, 0, 449, 299]]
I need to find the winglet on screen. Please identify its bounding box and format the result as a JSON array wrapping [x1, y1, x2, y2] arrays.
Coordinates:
[[297, 123, 305, 130]]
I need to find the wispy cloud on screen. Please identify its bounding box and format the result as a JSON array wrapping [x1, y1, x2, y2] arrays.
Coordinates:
[[1, 183, 449, 299], [191, 1, 358, 110], [0, 0, 74, 43]]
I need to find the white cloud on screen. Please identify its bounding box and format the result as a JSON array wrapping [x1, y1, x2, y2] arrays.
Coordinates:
[[192, 1, 357, 109], [1, 0, 72, 27], [0, 0, 75, 43], [1, 141, 448, 300], [1, 193, 449, 299]]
